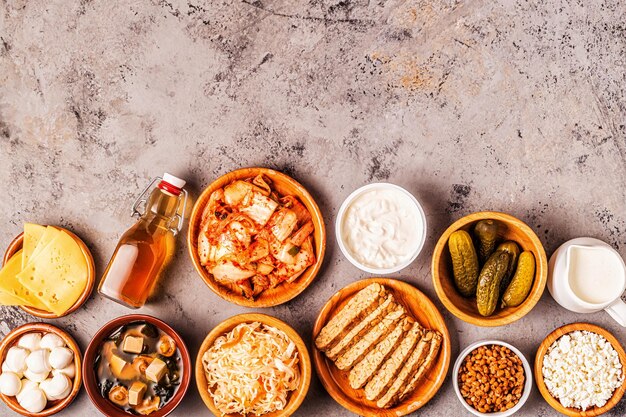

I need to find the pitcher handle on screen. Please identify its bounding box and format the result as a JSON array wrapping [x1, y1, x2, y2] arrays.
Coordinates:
[[605, 298, 626, 327]]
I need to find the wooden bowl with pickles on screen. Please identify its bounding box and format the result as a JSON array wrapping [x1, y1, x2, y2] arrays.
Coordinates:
[[432, 211, 548, 327]]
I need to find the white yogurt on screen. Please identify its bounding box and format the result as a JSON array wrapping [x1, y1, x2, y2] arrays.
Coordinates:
[[340, 185, 424, 271]]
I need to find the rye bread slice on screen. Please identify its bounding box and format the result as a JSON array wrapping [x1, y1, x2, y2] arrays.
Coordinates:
[[315, 283, 387, 352], [335, 305, 405, 371], [364, 321, 423, 400], [326, 294, 397, 361]]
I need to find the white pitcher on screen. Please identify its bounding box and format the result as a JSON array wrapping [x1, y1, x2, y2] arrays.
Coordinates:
[[548, 237, 626, 327]]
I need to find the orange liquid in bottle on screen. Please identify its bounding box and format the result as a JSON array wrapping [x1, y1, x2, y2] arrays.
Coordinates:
[[99, 182, 181, 308]]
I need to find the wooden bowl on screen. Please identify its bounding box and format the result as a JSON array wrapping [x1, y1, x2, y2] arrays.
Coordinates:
[[195, 313, 311, 417], [534, 322, 626, 416], [431, 211, 548, 327], [187, 167, 326, 307], [0, 322, 82, 416], [312, 278, 451, 417], [82, 314, 191, 417], [2, 228, 96, 319]]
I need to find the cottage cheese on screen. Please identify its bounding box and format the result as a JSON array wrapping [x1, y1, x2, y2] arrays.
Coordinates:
[[542, 330, 623, 411]]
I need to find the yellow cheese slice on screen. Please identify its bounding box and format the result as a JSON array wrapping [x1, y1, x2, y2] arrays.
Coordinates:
[[27, 226, 61, 266], [22, 223, 47, 269], [18, 230, 88, 316], [0, 250, 50, 310]]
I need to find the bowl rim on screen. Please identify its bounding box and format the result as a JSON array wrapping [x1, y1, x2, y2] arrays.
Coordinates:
[[335, 182, 427, 274], [0, 322, 83, 417], [186, 167, 327, 307], [533, 322, 626, 417], [431, 210, 548, 327], [195, 312, 311, 417], [452, 339, 533, 417], [311, 277, 451, 417], [2, 227, 96, 319], [82, 314, 191, 417]]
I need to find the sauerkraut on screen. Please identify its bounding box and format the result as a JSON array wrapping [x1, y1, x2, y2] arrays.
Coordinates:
[[202, 322, 300, 415]]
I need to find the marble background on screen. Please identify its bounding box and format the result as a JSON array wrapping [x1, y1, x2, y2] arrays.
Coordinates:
[[1, 0, 625, 415]]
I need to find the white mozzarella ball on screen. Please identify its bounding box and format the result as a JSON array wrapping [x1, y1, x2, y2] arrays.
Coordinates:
[[0, 372, 22, 396], [18, 387, 47, 413], [49, 347, 73, 370], [2, 361, 23, 378], [26, 350, 51, 374], [53, 384, 72, 401], [39, 333, 65, 350], [17, 333, 41, 352], [5, 347, 29, 373], [51, 363, 75, 379], [40, 374, 71, 400], [16, 379, 38, 403], [23, 369, 49, 383]]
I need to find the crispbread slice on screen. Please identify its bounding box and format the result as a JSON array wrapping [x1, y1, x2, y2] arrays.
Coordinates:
[[364, 321, 423, 399], [398, 331, 442, 403], [376, 331, 434, 408], [315, 283, 387, 351], [349, 317, 414, 390], [326, 294, 396, 361], [335, 305, 405, 371]]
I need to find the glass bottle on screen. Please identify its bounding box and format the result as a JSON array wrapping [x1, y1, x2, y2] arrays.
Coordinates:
[[98, 173, 188, 308]]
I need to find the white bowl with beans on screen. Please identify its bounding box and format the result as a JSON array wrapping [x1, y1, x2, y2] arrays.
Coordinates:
[[453, 340, 532, 417]]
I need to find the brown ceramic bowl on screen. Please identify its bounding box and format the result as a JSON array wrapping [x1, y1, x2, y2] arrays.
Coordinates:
[[82, 315, 191, 417], [187, 167, 327, 307], [312, 278, 451, 417], [535, 322, 626, 417], [3, 228, 96, 319], [432, 211, 548, 327], [196, 313, 311, 417], [0, 323, 82, 416]]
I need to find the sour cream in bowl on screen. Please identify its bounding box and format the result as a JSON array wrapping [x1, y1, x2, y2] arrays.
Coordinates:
[[336, 183, 426, 274]]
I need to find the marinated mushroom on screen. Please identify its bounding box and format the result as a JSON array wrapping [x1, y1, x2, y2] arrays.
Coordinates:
[[134, 396, 160, 415], [157, 335, 176, 357], [132, 355, 154, 374], [108, 385, 129, 407]]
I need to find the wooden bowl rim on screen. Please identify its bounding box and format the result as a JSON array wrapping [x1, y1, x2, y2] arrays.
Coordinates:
[[82, 314, 192, 417], [0, 322, 83, 417], [431, 211, 548, 327], [534, 322, 626, 417], [2, 227, 96, 319], [195, 313, 311, 417], [186, 167, 327, 307], [312, 278, 451, 417]]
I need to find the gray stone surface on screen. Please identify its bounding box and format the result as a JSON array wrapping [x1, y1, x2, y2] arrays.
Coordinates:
[[1, 0, 625, 415]]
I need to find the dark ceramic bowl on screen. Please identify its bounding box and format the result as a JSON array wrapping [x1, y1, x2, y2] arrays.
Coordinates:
[[82, 315, 191, 417]]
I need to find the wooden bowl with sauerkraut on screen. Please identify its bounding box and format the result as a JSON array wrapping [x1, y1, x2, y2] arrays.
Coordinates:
[[195, 313, 311, 417], [187, 167, 326, 307]]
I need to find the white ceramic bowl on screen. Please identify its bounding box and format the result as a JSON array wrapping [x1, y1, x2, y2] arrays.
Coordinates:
[[453, 340, 533, 417], [335, 183, 427, 274]]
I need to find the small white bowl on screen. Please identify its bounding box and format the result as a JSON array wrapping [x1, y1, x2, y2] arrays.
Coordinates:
[[335, 183, 427, 274], [453, 340, 533, 417]]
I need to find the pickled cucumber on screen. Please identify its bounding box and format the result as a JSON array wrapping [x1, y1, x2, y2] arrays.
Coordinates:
[[474, 220, 499, 263], [502, 251, 536, 307], [448, 230, 480, 297], [476, 251, 510, 316], [495, 241, 520, 295]]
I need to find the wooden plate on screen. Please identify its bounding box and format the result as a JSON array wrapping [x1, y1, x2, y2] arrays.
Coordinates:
[[2, 228, 96, 319], [187, 167, 326, 307], [0, 322, 82, 416], [195, 313, 311, 417], [312, 278, 451, 417], [432, 211, 548, 327], [534, 322, 626, 417]]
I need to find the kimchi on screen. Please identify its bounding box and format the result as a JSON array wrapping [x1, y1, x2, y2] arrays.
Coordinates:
[[198, 175, 316, 298]]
